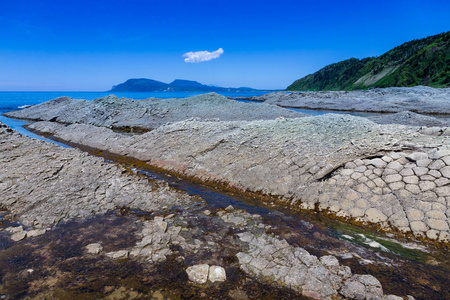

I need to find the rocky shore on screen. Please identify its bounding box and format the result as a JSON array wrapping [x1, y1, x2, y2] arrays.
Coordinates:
[[243, 87, 450, 129], [4, 93, 304, 131], [27, 113, 450, 245], [0, 121, 197, 229], [0, 122, 421, 299], [246, 87, 450, 115]]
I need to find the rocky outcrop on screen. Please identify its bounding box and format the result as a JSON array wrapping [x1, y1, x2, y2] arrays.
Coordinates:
[[0, 122, 197, 229], [4, 93, 304, 131], [367, 111, 450, 128], [249, 86, 450, 115], [28, 114, 450, 244]]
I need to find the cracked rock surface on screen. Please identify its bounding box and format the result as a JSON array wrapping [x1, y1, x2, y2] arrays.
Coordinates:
[[0, 122, 197, 229], [4, 93, 304, 131], [250, 86, 450, 115], [28, 113, 450, 244]]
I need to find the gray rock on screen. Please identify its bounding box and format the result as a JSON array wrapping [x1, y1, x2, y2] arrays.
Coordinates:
[[86, 243, 103, 254], [106, 250, 129, 259], [248, 87, 450, 120], [186, 264, 210, 284], [0, 122, 198, 229], [208, 265, 226, 282], [11, 231, 27, 241], [5, 93, 305, 131], [26, 229, 47, 237]]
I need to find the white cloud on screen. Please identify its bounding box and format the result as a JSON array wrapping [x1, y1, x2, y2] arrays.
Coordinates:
[[183, 48, 224, 63]]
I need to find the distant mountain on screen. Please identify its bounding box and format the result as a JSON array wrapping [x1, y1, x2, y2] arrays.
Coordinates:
[[287, 31, 450, 91], [109, 78, 258, 92]]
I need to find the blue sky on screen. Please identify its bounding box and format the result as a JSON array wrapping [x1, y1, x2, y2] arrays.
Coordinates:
[[1, 0, 449, 91]]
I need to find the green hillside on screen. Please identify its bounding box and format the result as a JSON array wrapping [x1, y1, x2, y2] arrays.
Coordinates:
[[287, 31, 450, 91]]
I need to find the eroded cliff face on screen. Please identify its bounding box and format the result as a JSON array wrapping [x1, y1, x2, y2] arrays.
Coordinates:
[[28, 113, 450, 245]]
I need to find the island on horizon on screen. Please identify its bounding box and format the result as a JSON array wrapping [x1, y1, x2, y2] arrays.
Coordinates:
[[109, 78, 261, 93]]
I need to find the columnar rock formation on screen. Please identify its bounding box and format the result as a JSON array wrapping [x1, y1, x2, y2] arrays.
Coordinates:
[[28, 113, 450, 244], [0, 122, 196, 229]]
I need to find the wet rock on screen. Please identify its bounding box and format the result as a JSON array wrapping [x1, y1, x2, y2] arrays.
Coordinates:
[[340, 274, 383, 300], [130, 216, 186, 263], [26, 116, 450, 244], [6, 226, 24, 234], [11, 231, 27, 241], [0, 122, 198, 229], [85, 243, 103, 254], [208, 265, 227, 282], [106, 250, 129, 259], [186, 264, 209, 284], [26, 228, 47, 237]]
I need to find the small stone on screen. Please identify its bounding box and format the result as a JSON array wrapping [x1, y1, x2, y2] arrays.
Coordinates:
[[106, 250, 129, 259], [11, 231, 27, 241], [225, 205, 235, 212], [186, 264, 209, 284], [86, 243, 103, 254], [208, 265, 226, 282], [26, 229, 47, 237], [6, 226, 23, 234]]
